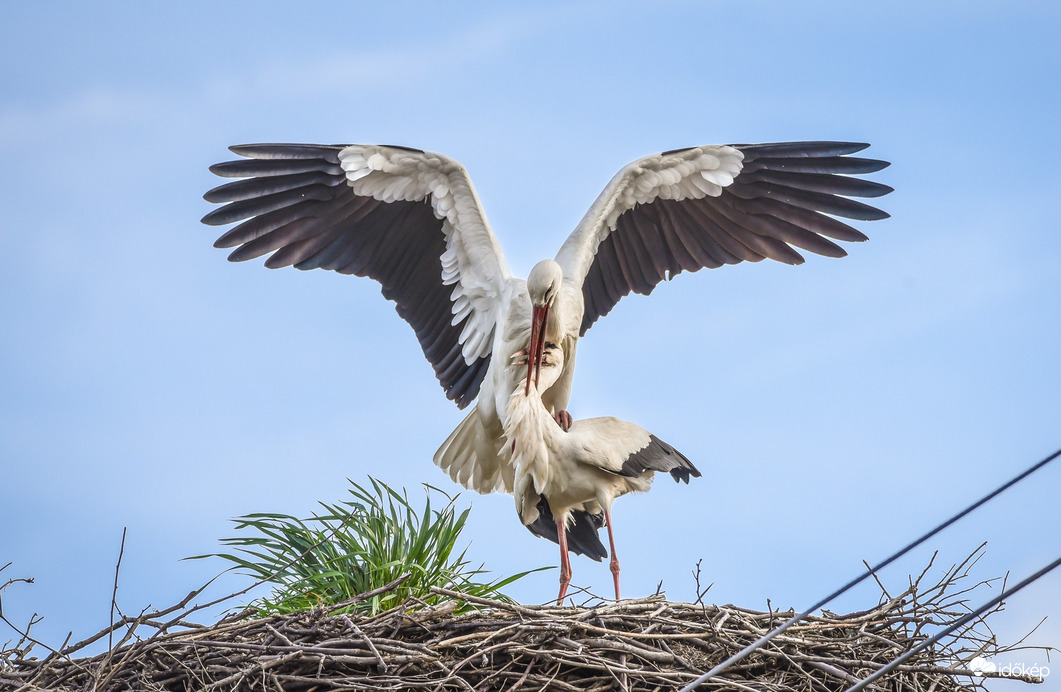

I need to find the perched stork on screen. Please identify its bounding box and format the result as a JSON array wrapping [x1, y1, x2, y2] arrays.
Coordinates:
[[201, 141, 891, 495], [504, 342, 700, 603]]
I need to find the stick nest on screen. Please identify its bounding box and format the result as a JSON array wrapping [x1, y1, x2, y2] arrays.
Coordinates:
[[1, 551, 1048, 691]]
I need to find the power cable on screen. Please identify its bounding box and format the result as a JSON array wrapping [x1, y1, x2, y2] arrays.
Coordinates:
[[844, 553, 1061, 691], [678, 446, 1061, 691]]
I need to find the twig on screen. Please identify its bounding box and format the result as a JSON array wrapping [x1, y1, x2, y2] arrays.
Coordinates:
[[106, 528, 127, 660]]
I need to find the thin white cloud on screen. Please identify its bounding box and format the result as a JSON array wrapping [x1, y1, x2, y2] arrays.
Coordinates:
[[0, 86, 168, 147], [0, 11, 546, 149]]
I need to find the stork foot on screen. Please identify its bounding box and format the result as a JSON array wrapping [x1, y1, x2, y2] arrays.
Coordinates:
[[554, 410, 572, 431], [513, 346, 561, 367]]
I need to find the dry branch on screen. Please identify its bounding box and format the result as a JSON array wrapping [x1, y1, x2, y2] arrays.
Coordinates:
[[0, 548, 1051, 691]]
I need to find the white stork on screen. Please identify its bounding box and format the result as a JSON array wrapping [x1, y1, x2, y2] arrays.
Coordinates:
[[201, 139, 890, 540], [504, 343, 700, 604]]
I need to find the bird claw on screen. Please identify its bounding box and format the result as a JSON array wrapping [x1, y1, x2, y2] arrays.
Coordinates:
[[513, 346, 561, 368], [554, 410, 572, 431]]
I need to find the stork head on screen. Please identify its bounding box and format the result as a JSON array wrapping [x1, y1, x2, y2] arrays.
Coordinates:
[[525, 260, 563, 394], [527, 259, 563, 308]]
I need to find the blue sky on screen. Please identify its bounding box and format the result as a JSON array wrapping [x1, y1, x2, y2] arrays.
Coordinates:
[[2, 0, 1059, 671]]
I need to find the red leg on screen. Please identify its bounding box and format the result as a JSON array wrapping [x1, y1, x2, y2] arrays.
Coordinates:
[[554, 410, 573, 431], [556, 518, 572, 606], [605, 508, 620, 601]]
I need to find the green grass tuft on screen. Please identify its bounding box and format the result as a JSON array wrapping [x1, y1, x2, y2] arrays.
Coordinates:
[[191, 478, 544, 616]]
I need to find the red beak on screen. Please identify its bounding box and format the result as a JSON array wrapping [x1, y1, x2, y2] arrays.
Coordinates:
[[525, 303, 550, 395]]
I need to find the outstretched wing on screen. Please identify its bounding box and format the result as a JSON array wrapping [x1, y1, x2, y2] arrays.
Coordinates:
[[202, 144, 510, 408], [555, 142, 892, 335]]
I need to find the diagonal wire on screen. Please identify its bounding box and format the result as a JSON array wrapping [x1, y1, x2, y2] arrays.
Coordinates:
[[844, 553, 1061, 692], [678, 445, 1061, 691]]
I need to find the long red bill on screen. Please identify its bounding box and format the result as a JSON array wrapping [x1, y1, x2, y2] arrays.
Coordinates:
[[534, 303, 550, 390], [525, 304, 550, 395]]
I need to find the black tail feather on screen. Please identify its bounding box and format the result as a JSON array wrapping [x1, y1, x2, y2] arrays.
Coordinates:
[[524, 496, 608, 561]]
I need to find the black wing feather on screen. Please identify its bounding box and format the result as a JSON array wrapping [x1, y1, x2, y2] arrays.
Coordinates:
[[679, 199, 762, 263], [655, 203, 703, 274], [748, 170, 893, 198], [203, 171, 344, 204], [228, 143, 344, 160], [209, 157, 344, 179], [742, 154, 889, 176], [214, 199, 327, 249]]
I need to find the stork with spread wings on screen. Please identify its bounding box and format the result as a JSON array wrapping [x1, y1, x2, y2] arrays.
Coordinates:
[[202, 140, 891, 498]]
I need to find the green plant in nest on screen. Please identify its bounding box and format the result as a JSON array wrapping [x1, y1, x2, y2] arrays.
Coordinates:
[[191, 477, 543, 616]]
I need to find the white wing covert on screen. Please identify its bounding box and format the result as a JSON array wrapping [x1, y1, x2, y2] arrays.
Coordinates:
[[555, 142, 892, 335], [202, 144, 509, 408]]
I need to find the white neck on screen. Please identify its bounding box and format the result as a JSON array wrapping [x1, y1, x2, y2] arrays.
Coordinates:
[[503, 383, 561, 522]]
